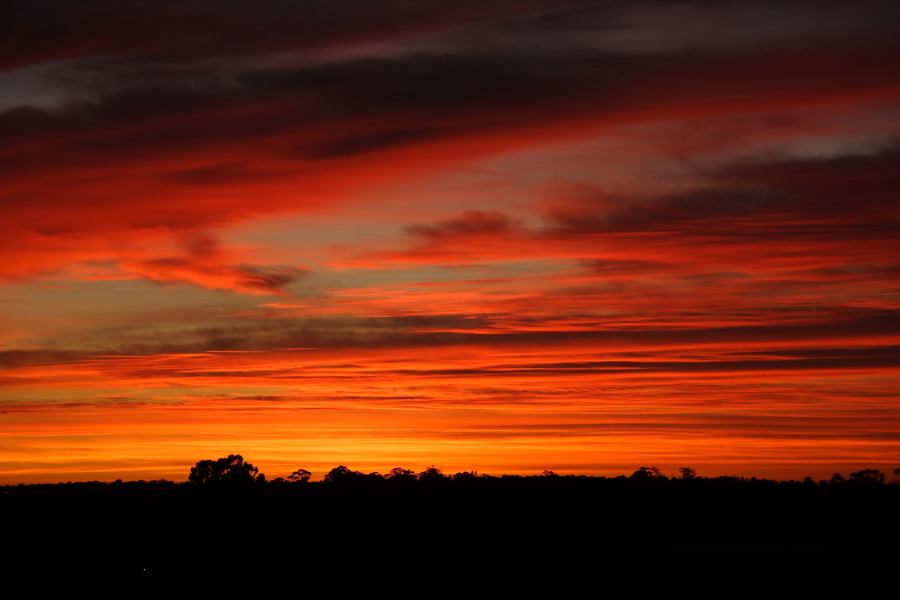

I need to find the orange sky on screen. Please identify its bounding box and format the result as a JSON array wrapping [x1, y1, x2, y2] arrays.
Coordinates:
[[2, 1, 900, 483]]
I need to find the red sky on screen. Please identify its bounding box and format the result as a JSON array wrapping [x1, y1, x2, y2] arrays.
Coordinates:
[[2, 0, 899, 482]]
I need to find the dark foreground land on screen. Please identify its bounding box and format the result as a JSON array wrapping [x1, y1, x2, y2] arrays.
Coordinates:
[[3, 471, 897, 595]]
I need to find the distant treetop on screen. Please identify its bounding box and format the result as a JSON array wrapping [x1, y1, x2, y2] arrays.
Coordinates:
[[189, 454, 265, 486]]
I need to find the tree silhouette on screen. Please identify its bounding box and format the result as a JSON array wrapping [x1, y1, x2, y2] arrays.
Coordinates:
[[418, 465, 445, 481], [287, 468, 312, 484], [324, 465, 363, 483], [188, 454, 265, 485], [387, 467, 416, 481], [849, 469, 885, 484], [630, 466, 666, 481], [679, 467, 697, 480]]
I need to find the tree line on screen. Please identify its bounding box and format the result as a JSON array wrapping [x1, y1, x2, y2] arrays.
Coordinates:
[[186, 453, 898, 487]]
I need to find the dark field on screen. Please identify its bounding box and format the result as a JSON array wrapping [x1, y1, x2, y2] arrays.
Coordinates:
[[3, 473, 896, 595]]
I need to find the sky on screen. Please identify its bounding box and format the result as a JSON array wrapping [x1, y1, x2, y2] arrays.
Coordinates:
[[2, 0, 899, 483]]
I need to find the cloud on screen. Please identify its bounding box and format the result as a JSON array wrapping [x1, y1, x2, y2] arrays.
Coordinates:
[[133, 258, 302, 295], [5, 305, 899, 367], [0, 0, 538, 70], [3, 10, 900, 288], [341, 137, 900, 270], [118, 234, 306, 294]]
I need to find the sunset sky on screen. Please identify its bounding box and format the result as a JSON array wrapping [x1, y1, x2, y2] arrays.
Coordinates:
[[2, 0, 899, 483]]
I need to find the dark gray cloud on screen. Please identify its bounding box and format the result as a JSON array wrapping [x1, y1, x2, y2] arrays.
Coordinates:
[[540, 140, 900, 240], [5, 308, 899, 368], [5, 1, 900, 71], [0, 0, 550, 70]]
